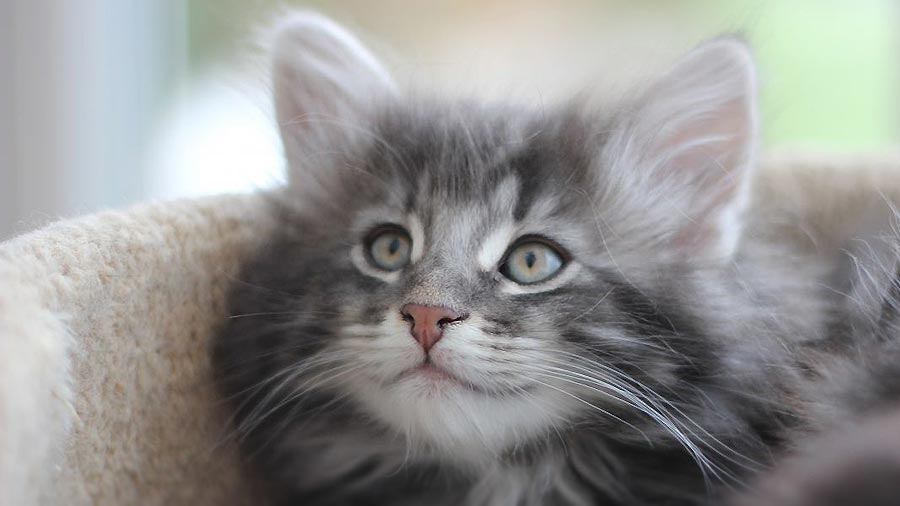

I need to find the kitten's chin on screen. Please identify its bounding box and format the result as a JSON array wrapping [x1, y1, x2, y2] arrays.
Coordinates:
[[347, 374, 570, 464]]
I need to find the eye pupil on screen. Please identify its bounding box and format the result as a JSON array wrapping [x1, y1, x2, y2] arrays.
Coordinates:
[[524, 251, 537, 269], [388, 238, 400, 255]]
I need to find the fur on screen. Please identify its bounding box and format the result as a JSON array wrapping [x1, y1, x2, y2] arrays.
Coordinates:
[[213, 12, 899, 506]]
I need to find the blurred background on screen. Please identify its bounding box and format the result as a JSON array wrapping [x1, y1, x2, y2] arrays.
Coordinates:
[[1, 0, 898, 239]]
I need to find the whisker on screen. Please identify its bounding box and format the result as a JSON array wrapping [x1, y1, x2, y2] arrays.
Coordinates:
[[228, 309, 344, 319], [518, 374, 651, 443], [522, 366, 726, 487], [236, 361, 366, 441], [540, 350, 763, 469], [504, 347, 754, 487]]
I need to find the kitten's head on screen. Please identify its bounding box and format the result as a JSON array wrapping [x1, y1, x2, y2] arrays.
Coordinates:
[[232, 13, 759, 464]]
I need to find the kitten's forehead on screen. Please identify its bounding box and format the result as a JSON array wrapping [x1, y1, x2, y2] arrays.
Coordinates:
[[431, 175, 519, 236], [349, 101, 604, 268], [422, 177, 520, 270], [375, 103, 585, 206], [373, 101, 588, 195]]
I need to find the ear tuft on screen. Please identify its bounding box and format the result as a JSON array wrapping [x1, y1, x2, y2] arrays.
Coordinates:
[[271, 12, 397, 188]]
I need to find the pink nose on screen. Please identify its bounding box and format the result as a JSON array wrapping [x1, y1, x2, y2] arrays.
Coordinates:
[[400, 304, 466, 351]]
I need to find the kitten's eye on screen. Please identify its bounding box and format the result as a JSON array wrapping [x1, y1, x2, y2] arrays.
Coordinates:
[[500, 240, 565, 284], [366, 226, 412, 271]]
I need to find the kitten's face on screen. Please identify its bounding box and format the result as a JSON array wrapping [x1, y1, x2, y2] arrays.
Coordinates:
[[224, 14, 758, 465], [293, 107, 632, 459]]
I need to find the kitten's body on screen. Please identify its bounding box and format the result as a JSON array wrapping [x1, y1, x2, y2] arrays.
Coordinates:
[[214, 13, 900, 506], [732, 227, 900, 506]]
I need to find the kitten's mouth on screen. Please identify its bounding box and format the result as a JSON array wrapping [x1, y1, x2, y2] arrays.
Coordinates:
[[405, 361, 460, 382], [398, 361, 490, 395]]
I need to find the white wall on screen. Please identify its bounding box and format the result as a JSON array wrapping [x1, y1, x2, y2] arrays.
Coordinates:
[[0, 0, 186, 240], [0, 1, 13, 236]]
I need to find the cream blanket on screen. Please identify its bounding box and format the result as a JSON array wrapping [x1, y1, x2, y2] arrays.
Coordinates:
[[1, 154, 899, 505]]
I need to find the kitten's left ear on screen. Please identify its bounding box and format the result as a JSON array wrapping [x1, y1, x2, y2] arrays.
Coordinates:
[[606, 37, 758, 260]]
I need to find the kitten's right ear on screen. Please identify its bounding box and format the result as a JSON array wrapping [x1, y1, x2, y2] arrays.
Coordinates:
[[271, 13, 397, 187]]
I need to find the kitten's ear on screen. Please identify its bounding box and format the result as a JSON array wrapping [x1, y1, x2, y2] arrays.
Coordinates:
[[271, 13, 397, 187], [606, 37, 758, 260]]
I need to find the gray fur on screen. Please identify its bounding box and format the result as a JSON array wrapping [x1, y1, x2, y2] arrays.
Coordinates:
[[731, 226, 900, 506], [213, 12, 900, 506]]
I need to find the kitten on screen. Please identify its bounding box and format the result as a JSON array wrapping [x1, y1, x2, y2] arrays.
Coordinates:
[[212, 12, 887, 505]]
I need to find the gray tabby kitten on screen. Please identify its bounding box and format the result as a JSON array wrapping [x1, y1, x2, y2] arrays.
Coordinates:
[[214, 12, 898, 506]]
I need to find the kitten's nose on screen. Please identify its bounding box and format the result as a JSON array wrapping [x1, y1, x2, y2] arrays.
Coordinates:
[[400, 304, 466, 351]]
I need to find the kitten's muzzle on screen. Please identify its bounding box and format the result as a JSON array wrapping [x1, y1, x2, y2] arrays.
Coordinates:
[[400, 303, 468, 352]]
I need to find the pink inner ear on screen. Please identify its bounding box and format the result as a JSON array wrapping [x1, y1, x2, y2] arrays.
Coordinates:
[[663, 102, 752, 250]]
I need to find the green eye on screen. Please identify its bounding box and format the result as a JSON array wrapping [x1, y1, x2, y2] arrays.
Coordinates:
[[367, 227, 412, 271], [500, 240, 565, 284]]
